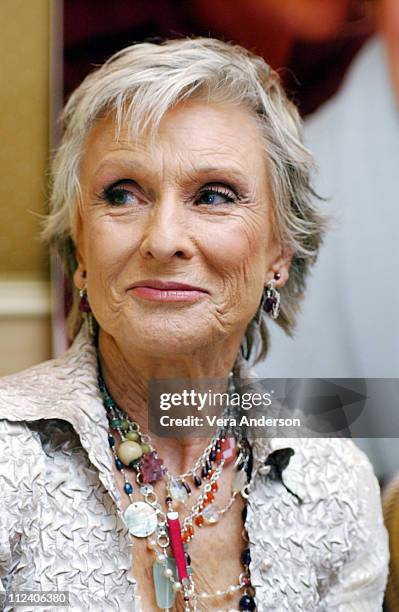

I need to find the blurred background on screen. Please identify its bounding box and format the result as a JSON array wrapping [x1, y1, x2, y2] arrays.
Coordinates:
[[0, 1, 398, 606]]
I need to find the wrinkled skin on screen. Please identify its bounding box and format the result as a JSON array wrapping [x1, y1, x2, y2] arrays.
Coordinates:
[[73, 101, 291, 380]]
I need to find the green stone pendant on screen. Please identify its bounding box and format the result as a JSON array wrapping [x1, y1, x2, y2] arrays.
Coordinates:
[[153, 557, 177, 609]]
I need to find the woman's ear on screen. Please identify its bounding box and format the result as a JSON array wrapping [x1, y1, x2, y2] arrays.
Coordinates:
[[71, 204, 86, 290], [73, 263, 86, 291], [265, 248, 293, 288]]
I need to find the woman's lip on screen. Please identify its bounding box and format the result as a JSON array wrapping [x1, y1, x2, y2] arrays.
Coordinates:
[[129, 280, 208, 292], [128, 280, 209, 303], [128, 286, 207, 303]]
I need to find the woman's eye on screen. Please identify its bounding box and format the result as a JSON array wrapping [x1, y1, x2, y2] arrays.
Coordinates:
[[107, 188, 137, 206], [101, 181, 140, 207], [196, 187, 237, 206]]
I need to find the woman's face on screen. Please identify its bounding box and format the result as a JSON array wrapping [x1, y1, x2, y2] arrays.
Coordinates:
[[74, 101, 290, 357]]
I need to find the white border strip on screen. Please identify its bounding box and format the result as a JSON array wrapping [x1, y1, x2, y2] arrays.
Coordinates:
[[0, 281, 51, 317]]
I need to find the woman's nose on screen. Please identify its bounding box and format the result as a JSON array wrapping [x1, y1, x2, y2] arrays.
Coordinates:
[[139, 197, 195, 262]]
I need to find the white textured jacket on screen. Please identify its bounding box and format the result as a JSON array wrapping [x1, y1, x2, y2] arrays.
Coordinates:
[[0, 325, 389, 611]]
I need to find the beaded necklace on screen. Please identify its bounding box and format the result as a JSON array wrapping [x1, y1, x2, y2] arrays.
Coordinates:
[[98, 368, 257, 611]]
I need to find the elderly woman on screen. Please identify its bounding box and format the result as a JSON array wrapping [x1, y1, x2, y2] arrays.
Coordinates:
[[0, 38, 388, 611]]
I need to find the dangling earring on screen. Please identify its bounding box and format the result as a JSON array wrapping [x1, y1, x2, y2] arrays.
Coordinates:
[[79, 284, 96, 336], [79, 287, 90, 313], [264, 272, 281, 320]]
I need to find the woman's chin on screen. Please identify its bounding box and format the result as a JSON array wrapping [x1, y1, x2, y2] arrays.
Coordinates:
[[113, 317, 218, 357], [135, 335, 209, 358]]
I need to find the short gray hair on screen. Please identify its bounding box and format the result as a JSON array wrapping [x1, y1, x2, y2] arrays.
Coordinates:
[[43, 37, 326, 363]]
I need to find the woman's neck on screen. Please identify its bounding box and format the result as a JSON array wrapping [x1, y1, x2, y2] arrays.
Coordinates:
[[97, 328, 242, 473]]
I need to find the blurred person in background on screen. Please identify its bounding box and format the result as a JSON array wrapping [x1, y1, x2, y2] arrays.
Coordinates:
[[195, 0, 374, 115], [255, 0, 399, 479], [64, 0, 374, 116]]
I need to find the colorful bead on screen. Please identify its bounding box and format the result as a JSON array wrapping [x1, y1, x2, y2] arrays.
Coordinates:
[[139, 451, 166, 484], [182, 481, 191, 495], [108, 435, 115, 447], [119, 419, 130, 431], [194, 515, 204, 527], [124, 482, 133, 495], [116, 440, 143, 464], [115, 458, 123, 470], [202, 503, 221, 524], [205, 491, 214, 503], [211, 482, 218, 493], [169, 478, 188, 503], [125, 431, 140, 442], [186, 524, 194, 537], [239, 594, 256, 611], [110, 418, 121, 428], [193, 475, 202, 487]]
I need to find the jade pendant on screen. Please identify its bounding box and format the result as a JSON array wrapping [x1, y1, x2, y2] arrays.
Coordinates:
[[153, 557, 178, 609]]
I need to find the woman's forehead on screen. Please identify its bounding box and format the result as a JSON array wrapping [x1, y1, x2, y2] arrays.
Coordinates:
[[81, 101, 267, 179]]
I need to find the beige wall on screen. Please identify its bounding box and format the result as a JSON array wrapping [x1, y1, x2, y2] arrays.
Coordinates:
[[0, 0, 52, 374]]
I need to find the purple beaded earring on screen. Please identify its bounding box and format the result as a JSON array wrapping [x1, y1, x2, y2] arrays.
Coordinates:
[[79, 287, 91, 313], [264, 272, 281, 320], [256, 272, 281, 323]]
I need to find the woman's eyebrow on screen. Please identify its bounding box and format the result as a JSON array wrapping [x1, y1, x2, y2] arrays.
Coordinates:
[[189, 164, 248, 181]]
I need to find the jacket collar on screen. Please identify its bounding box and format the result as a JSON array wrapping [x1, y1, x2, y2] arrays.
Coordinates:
[[0, 322, 123, 510]]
